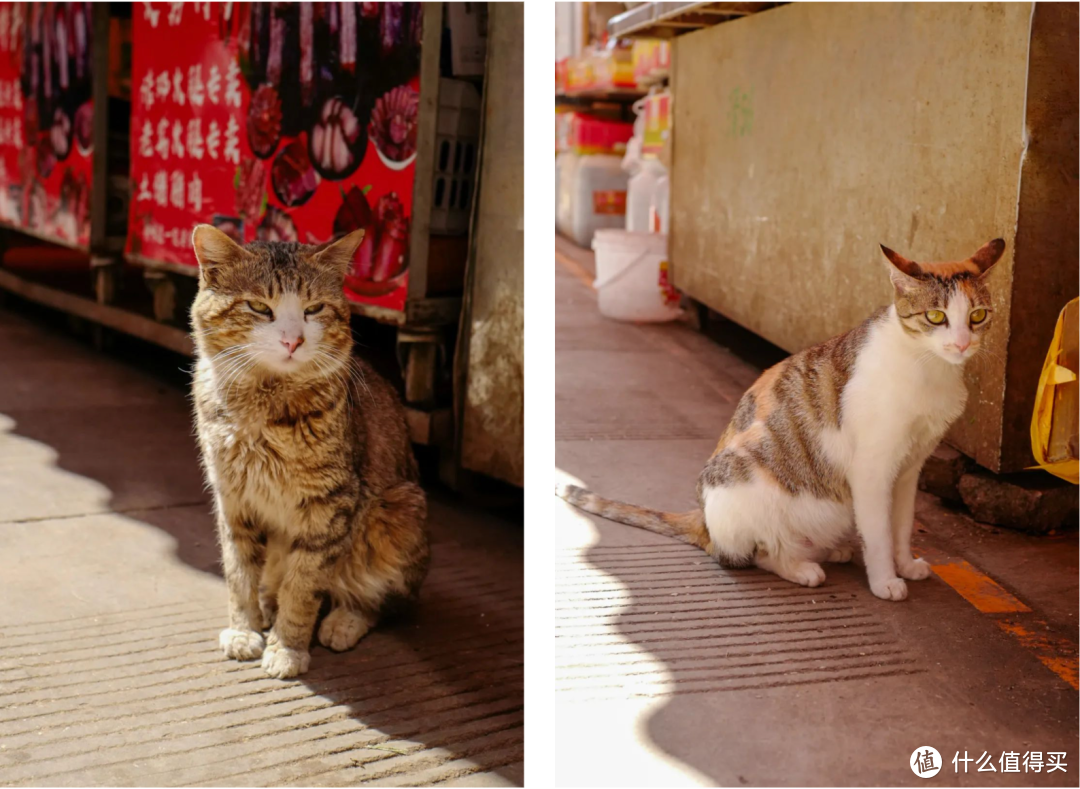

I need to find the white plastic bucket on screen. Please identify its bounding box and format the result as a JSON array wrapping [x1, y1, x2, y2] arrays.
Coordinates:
[[592, 230, 681, 323]]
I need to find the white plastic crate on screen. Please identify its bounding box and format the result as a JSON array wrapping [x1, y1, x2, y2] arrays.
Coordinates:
[[430, 78, 481, 235]]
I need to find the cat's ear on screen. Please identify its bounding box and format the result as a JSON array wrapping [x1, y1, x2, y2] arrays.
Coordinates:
[[880, 244, 923, 293], [970, 238, 1005, 276], [313, 229, 365, 277], [192, 224, 248, 284]]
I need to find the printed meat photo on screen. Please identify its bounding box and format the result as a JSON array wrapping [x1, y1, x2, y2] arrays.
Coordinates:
[[369, 83, 418, 168], [310, 95, 366, 179]]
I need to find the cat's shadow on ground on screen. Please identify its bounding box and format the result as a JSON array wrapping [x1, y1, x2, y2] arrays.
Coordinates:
[[1, 307, 523, 784]]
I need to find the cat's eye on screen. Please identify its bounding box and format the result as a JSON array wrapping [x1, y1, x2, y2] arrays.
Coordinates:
[[970, 308, 988, 324], [247, 300, 272, 316], [925, 310, 947, 325], [304, 303, 324, 316]]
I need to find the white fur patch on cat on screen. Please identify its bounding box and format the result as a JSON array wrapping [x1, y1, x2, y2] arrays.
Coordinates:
[[261, 642, 311, 679], [219, 628, 265, 660]]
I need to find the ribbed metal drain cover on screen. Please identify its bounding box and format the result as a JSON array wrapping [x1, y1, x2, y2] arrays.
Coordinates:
[[554, 543, 921, 700]]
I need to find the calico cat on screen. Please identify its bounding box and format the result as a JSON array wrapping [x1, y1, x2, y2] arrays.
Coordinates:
[[559, 240, 1005, 601], [190, 225, 429, 679]]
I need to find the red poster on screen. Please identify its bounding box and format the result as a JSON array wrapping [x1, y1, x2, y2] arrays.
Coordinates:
[[0, 3, 94, 249], [127, 2, 423, 315]]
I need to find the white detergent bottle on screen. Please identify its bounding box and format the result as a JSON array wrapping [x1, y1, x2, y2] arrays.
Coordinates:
[[652, 170, 670, 234], [627, 158, 664, 233]]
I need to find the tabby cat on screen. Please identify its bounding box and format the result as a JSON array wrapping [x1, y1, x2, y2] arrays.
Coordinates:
[[190, 225, 429, 679], [559, 240, 1004, 601]]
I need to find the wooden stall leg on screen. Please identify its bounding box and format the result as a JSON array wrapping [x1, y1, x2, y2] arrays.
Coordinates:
[[397, 326, 459, 486], [143, 270, 178, 325], [398, 329, 445, 408], [91, 256, 121, 305], [91, 257, 122, 352], [405, 342, 438, 406]]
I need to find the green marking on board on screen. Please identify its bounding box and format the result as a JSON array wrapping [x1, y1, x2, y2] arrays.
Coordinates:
[[728, 87, 754, 138]]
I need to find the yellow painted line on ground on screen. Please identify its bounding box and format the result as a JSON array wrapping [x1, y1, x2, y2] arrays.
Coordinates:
[[927, 559, 1031, 614], [554, 249, 596, 292], [916, 532, 1077, 690], [996, 620, 1080, 691]]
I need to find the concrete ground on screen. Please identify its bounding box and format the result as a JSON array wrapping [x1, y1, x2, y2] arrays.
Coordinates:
[[553, 237, 1077, 787], [0, 303, 523, 787]]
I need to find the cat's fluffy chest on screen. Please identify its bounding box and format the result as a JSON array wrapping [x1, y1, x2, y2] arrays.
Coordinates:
[[839, 317, 968, 469], [204, 394, 346, 531], [211, 419, 303, 527]]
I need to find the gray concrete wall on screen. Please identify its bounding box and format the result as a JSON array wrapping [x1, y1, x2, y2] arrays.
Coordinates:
[[670, 2, 1078, 472]]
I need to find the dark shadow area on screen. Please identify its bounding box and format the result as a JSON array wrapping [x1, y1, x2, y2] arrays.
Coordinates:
[[695, 304, 790, 372], [0, 297, 523, 785]]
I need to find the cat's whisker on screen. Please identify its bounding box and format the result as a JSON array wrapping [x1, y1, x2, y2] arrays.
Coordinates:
[[213, 350, 255, 380], [209, 344, 256, 366], [309, 344, 365, 408], [331, 355, 364, 409], [207, 356, 256, 385], [217, 352, 259, 405], [224, 357, 261, 406], [210, 341, 254, 357], [308, 353, 345, 402], [345, 356, 376, 405]]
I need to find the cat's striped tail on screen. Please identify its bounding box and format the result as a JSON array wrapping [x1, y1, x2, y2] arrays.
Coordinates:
[[556, 483, 711, 552]]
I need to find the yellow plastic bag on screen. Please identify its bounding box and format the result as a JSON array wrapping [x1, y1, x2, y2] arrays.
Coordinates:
[[1030, 297, 1079, 484]]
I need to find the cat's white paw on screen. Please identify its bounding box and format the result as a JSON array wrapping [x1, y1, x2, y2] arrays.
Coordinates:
[[827, 546, 854, 563], [219, 628, 265, 660], [261, 643, 311, 679], [898, 557, 933, 581], [870, 576, 908, 601], [318, 608, 372, 652], [793, 562, 826, 588]]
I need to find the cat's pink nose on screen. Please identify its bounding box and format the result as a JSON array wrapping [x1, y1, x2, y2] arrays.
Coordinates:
[[956, 339, 970, 352], [281, 336, 304, 354]]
